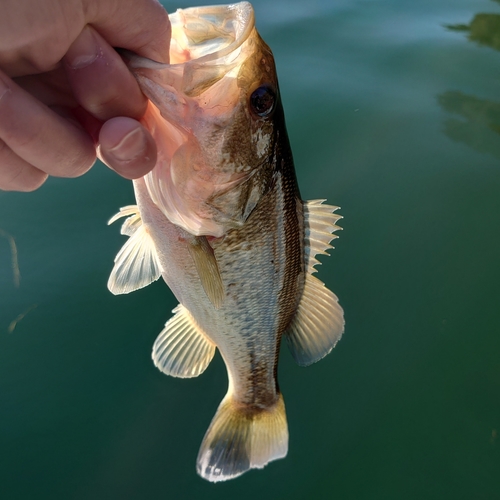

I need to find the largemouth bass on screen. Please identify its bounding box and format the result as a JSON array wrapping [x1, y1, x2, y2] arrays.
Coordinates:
[[108, 1, 344, 482]]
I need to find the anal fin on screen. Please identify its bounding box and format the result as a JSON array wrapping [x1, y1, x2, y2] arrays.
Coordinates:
[[153, 304, 215, 378]]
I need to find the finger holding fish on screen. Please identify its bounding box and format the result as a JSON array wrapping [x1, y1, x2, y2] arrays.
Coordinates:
[[63, 26, 162, 178], [0, 26, 158, 191], [84, 0, 171, 64], [0, 0, 171, 191], [63, 26, 148, 122], [0, 69, 95, 191], [0, 0, 170, 77], [98, 118, 158, 179]]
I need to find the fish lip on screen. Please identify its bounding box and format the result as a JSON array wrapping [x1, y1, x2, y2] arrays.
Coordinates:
[[119, 2, 255, 71], [117, 48, 170, 70]]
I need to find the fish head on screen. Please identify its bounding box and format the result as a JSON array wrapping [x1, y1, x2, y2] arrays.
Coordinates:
[[127, 2, 288, 237]]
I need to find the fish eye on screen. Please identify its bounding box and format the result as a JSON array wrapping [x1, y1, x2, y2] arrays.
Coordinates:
[[249, 85, 276, 118]]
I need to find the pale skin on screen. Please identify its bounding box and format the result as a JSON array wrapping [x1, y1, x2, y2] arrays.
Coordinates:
[[0, 0, 171, 191]]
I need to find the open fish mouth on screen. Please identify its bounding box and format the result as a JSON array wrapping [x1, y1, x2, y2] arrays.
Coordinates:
[[119, 2, 279, 238], [125, 2, 256, 97]]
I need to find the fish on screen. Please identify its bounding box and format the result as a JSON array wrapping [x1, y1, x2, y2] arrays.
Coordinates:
[[107, 1, 344, 482]]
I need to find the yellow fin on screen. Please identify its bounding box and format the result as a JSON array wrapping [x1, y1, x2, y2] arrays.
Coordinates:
[[187, 236, 225, 309], [152, 304, 215, 378], [286, 274, 344, 366], [107, 207, 161, 295], [197, 393, 288, 482]]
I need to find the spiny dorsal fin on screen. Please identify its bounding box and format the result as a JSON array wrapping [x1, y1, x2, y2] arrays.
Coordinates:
[[187, 236, 225, 309], [153, 304, 216, 378], [286, 274, 344, 366], [107, 206, 162, 295], [304, 199, 342, 274], [285, 200, 344, 366]]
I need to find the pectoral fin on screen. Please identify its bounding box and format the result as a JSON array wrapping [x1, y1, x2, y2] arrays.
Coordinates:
[[153, 304, 216, 378], [107, 206, 161, 295], [187, 236, 225, 309], [285, 200, 344, 366]]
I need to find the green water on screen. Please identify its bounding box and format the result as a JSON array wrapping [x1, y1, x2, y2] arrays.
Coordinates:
[[1, 0, 500, 498]]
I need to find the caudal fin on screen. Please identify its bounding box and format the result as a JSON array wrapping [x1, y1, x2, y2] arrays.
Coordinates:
[[196, 394, 288, 482]]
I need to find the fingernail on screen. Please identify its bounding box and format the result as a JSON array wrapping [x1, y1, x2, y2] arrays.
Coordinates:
[[65, 27, 100, 69], [107, 127, 146, 161]]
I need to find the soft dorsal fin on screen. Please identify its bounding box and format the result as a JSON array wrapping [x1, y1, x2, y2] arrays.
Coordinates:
[[107, 206, 162, 295], [187, 236, 225, 309], [285, 200, 344, 366], [153, 304, 216, 378], [286, 275, 344, 366]]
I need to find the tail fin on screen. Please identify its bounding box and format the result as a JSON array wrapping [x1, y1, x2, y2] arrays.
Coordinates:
[[196, 393, 288, 482]]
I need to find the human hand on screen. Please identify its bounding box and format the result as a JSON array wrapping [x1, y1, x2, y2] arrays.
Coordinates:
[[0, 0, 170, 191]]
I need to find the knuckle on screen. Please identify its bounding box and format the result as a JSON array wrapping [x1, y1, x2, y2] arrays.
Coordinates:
[[0, 166, 47, 193], [87, 93, 121, 117], [0, 139, 48, 192], [63, 148, 96, 178], [16, 173, 48, 192]]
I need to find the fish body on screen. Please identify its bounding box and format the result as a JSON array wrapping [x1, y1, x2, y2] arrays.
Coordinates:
[[108, 2, 344, 482]]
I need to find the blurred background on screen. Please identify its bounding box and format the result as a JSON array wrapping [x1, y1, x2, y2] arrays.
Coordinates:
[[1, 0, 500, 498]]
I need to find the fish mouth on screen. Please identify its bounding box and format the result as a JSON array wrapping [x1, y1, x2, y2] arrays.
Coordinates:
[[122, 2, 256, 97]]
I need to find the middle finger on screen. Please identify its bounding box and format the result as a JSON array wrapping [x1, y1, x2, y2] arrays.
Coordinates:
[[0, 69, 96, 178]]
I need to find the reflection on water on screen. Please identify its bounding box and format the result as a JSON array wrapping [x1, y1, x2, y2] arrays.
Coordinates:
[[439, 1, 500, 160], [446, 7, 500, 51], [438, 91, 500, 160], [0, 228, 20, 288]]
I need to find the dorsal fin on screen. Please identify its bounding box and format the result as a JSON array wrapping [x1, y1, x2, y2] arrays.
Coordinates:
[[107, 206, 162, 295], [153, 304, 216, 378], [285, 200, 344, 366], [285, 274, 344, 366], [303, 199, 342, 274]]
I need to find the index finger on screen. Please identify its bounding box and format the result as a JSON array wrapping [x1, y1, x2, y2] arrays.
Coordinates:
[[86, 0, 171, 63]]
